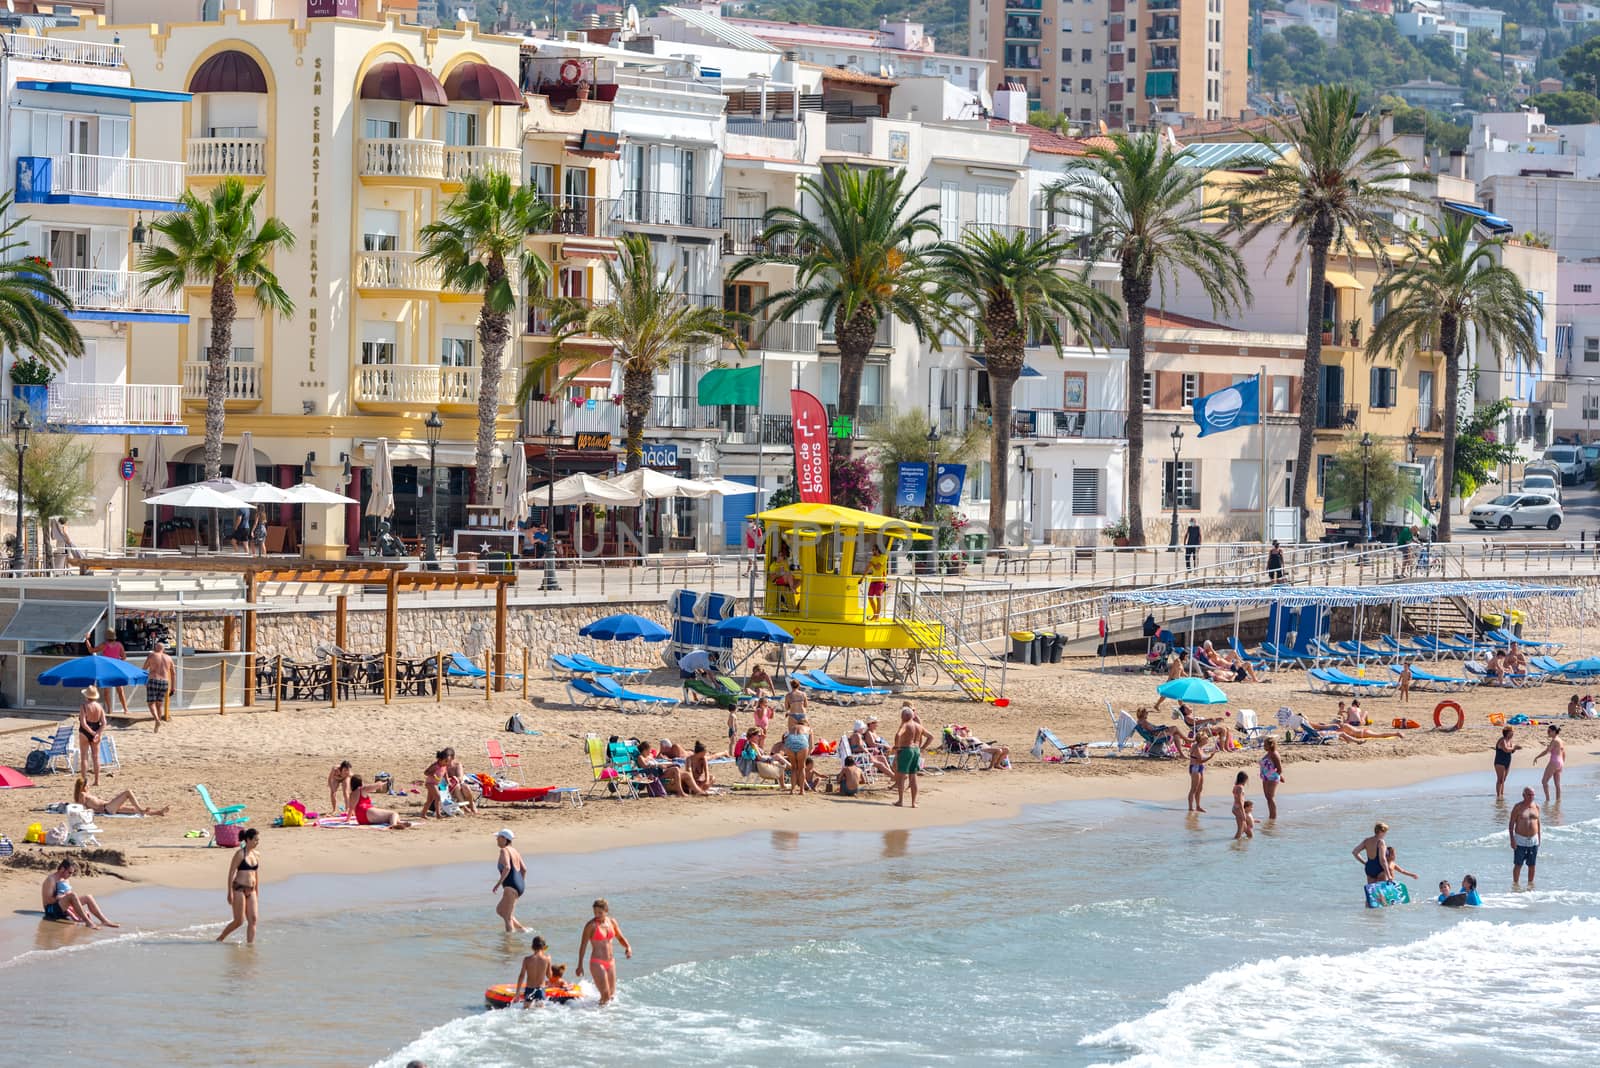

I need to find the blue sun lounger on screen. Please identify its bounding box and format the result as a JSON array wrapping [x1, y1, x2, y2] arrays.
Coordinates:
[[1486, 629, 1563, 650], [1309, 667, 1397, 695], [1226, 637, 1267, 666], [1258, 641, 1323, 667], [1389, 663, 1472, 691], [1463, 661, 1547, 687], [794, 670, 891, 704], [1411, 635, 1476, 658], [1333, 640, 1392, 663], [592, 674, 680, 712], [1377, 635, 1427, 659], [550, 653, 648, 679]]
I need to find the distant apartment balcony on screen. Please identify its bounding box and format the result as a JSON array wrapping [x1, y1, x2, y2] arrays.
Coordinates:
[[730, 318, 820, 355], [1317, 403, 1360, 430], [718, 412, 794, 446], [185, 137, 267, 178], [182, 355, 263, 406], [526, 397, 623, 439], [824, 402, 888, 430], [528, 195, 612, 239], [963, 221, 1040, 242], [355, 250, 443, 294], [725, 118, 799, 140], [20, 152, 184, 206], [1004, 0, 1043, 9], [650, 393, 714, 430], [1417, 405, 1444, 433], [1010, 408, 1126, 440], [352, 363, 518, 410], [1, 32, 123, 67], [57, 269, 185, 321], [1146, 20, 1181, 41], [526, 297, 613, 337], [443, 144, 521, 184], [359, 138, 444, 180], [820, 317, 894, 350], [46, 382, 183, 430], [613, 190, 723, 230], [1004, 17, 1042, 39]]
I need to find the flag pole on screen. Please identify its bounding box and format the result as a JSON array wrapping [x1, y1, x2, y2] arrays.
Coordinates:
[[748, 351, 767, 615], [1259, 367, 1268, 545]]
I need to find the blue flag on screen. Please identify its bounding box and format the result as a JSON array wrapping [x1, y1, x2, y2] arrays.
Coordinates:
[[1192, 376, 1261, 437], [896, 463, 929, 508]]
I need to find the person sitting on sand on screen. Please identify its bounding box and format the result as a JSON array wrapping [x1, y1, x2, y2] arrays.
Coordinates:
[[803, 756, 822, 792], [350, 775, 413, 828], [444, 748, 478, 815], [73, 775, 167, 817], [40, 859, 116, 928], [686, 741, 714, 793], [837, 756, 865, 796], [744, 663, 775, 697], [328, 760, 352, 812], [1568, 694, 1581, 718]]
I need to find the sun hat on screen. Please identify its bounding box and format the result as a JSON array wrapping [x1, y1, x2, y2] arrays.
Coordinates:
[[496, 828, 515, 842], [81, 686, 100, 700], [853, 720, 866, 732]]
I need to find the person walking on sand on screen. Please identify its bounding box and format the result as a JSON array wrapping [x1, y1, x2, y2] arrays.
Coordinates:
[[1185, 735, 1214, 813], [577, 898, 631, 1007], [516, 935, 553, 1005], [1493, 727, 1522, 801], [1184, 518, 1201, 570], [1259, 738, 1285, 819], [1532, 724, 1566, 802], [142, 640, 174, 732], [494, 829, 529, 932], [97, 632, 131, 717], [217, 827, 261, 944], [76, 686, 107, 787], [1510, 787, 1542, 888], [891, 708, 935, 808], [1352, 822, 1393, 884], [40, 859, 117, 928]]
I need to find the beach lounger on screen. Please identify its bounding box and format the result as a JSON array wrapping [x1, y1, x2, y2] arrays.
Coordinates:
[[1235, 708, 1275, 748], [682, 675, 756, 709], [1227, 637, 1267, 666], [1463, 662, 1547, 687], [1277, 710, 1336, 745], [1333, 640, 1391, 664], [476, 772, 581, 809], [791, 670, 880, 705], [1389, 664, 1471, 691], [1325, 667, 1397, 693], [27, 724, 74, 775], [1411, 634, 1475, 658], [940, 726, 986, 770], [593, 675, 680, 713], [1311, 638, 1353, 664], [1377, 635, 1426, 660], [1031, 727, 1089, 765], [68, 734, 119, 776], [810, 670, 891, 700], [1258, 641, 1321, 668], [485, 738, 522, 774], [549, 653, 645, 679], [1488, 629, 1562, 650], [196, 784, 249, 829]]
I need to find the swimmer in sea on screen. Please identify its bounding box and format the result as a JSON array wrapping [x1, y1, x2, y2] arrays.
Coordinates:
[[494, 829, 529, 932], [1532, 724, 1565, 803], [1352, 821, 1393, 884], [515, 935, 552, 1005], [1384, 846, 1418, 882], [577, 898, 632, 1007]]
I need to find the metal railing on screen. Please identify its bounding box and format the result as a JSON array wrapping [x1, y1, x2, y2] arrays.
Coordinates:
[[50, 152, 184, 201], [46, 383, 182, 426], [526, 296, 611, 335], [1317, 403, 1359, 430], [732, 318, 820, 354], [185, 137, 267, 178], [1, 33, 123, 67], [359, 138, 444, 179], [353, 363, 519, 407], [962, 221, 1039, 242], [356, 250, 443, 291], [55, 268, 185, 316], [719, 413, 793, 445], [183, 360, 263, 402], [613, 190, 723, 229], [614, 71, 724, 97], [1011, 408, 1126, 439], [821, 317, 894, 348], [726, 118, 799, 140], [526, 397, 623, 438], [530, 194, 612, 238], [722, 215, 771, 254], [650, 394, 715, 430], [825, 402, 887, 428], [1146, 20, 1181, 40], [443, 144, 521, 183]]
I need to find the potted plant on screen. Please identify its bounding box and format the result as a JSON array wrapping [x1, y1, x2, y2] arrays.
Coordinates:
[[1321, 318, 1335, 345], [9, 354, 52, 420], [1345, 317, 1362, 346], [1102, 516, 1132, 546]]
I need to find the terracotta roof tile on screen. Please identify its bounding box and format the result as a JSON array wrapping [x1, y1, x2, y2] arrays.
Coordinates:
[[803, 63, 897, 87], [983, 118, 1090, 156], [1146, 309, 1230, 330]]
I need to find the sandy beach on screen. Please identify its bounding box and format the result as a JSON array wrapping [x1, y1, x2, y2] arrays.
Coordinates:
[[4, 641, 1596, 917]]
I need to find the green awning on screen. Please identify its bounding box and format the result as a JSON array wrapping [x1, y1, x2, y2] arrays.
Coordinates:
[[1145, 71, 1176, 98], [696, 366, 761, 407]]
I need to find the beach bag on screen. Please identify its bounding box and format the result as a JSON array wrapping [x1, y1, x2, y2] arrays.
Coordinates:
[[1508, 714, 1531, 726], [1487, 713, 1507, 727], [23, 749, 49, 776], [23, 822, 43, 844], [0, 834, 12, 858], [281, 805, 306, 827], [213, 822, 242, 848], [44, 824, 68, 847], [645, 777, 667, 798], [505, 713, 526, 734]]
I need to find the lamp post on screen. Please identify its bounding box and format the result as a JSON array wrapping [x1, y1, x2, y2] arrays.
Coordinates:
[[1360, 431, 1373, 543], [422, 410, 442, 564], [925, 424, 940, 571], [10, 409, 30, 572], [1406, 426, 1419, 464], [1168, 423, 1183, 550], [541, 418, 560, 591]]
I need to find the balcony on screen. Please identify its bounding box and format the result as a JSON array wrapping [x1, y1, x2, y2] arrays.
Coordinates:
[[443, 144, 521, 184], [57, 269, 186, 320], [185, 137, 267, 178], [352, 363, 519, 409], [824, 402, 888, 430], [355, 251, 443, 294], [359, 138, 444, 181], [1417, 406, 1444, 433], [722, 216, 768, 255], [963, 222, 1040, 242], [1, 32, 124, 68], [820, 317, 894, 350], [1011, 408, 1126, 439], [732, 318, 820, 355], [1147, 20, 1181, 41], [528, 195, 612, 239], [725, 118, 799, 140], [1004, 16, 1042, 39], [526, 297, 613, 337], [1004, 0, 1043, 8], [613, 190, 723, 230], [46, 383, 182, 430], [39, 152, 184, 204], [182, 357, 264, 406], [1317, 403, 1359, 430], [527, 397, 623, 439], [651, 394, 715, 431]]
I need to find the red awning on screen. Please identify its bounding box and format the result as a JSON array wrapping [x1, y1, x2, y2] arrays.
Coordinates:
[[189, 50, 269, 94], [444, 61, 522, 106], [360, 62, 448, 107]]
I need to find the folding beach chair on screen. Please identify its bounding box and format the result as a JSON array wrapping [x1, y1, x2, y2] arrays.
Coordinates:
[[584, 734, 640, 800], [941, 726, 985, 770], [486, 738, 522, 774], [26, 724, 74, 775], [69, 734, 120, 776], [1275, 708, 1335, 745], [1235, 709, 1275, 748], [195, 784, 249, 826], [1031, 727, 1089, 765]]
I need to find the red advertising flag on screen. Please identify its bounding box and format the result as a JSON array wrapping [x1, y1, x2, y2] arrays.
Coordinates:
[[790, 389, 831, 503]]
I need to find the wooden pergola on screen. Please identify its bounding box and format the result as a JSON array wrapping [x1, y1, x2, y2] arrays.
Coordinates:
[[78, 559, 518, 705]]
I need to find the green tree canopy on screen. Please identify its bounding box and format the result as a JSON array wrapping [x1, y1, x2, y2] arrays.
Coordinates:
[[1527, 90, 1600, 124]]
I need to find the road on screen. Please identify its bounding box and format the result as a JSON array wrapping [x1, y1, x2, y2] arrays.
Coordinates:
[[1452, 478, 1600, 544]]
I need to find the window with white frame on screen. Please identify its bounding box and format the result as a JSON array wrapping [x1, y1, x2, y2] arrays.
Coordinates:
[[199, 318, 256, 363], [360, 322, 397, 365], [1161, 460, 1197, 509], [1316, 454, 1334, 498], [1272, 375, 1290, 413], [362, 209, 401, 252], [1181, 373, 1198, 404], [443, 110, 478, 146], [1142, 373, 1154, 408], [1586, 337, 1599, 362], [441, 336, 474, 367], [1586, 394, 1600, 420], [1071, 468, 1102, 515]]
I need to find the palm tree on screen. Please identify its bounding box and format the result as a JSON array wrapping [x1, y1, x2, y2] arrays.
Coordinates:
[[1365, 213, 1539, 541], [1051, 133, 1250, 546], [731, 167, 943, 462], [0, 193, 82, 370], [419, 171, 551, 494], [139, 178, 294, 480], [929, 228, 1117, 546], [526, 233, 744, 470], [1228, 85, 1427, 532]]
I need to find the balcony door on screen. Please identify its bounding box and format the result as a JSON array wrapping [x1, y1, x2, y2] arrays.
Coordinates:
[[48, 228, 89, 269], [724, 281, 765, 344], [443, 110, 478, 147]]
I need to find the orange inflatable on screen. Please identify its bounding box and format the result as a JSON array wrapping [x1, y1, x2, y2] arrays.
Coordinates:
[[484, 983, 581, 1009]]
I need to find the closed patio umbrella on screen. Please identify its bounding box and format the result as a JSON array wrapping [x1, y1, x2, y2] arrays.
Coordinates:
[[140, 436, 167, 550], [367, 438, 395, 553], [233, 431, 257, 485], [501, 442, 527, 527]]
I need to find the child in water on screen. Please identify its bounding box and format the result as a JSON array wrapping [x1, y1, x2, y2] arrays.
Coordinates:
[[1232, 771, 1253, 839], [1437, 880, 1453, 903], [516, 935, 552, 1005]]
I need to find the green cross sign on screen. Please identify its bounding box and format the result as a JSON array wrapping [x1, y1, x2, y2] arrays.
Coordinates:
[[830, 415, 854, 439]]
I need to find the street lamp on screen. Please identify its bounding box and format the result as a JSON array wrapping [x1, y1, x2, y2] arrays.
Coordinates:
[[1168, 423, 1183, 550], [925, 424, 940, 570], [1406, 426, 1419, 464], [540, 418, 560, 591], [422, 410, 443, 565], [1360, 431, 1373, 543], [10, 409, 29, 572]]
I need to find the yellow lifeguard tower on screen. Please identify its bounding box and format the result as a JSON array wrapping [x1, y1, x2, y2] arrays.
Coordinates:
[[753, 502, 1000, 702]]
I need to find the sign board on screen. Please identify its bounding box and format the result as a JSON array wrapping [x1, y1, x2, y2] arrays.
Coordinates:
[[934, 463, 966, 506], [829, 415, 853, 439], [790, 390, 831, 503], [574, 432, 612, 450], [896, 463, 929, 508], [642, 442, 679, 468], [119, 457, 137, 481], [306, 0, 359, 16], [579, 129, 619, 154]]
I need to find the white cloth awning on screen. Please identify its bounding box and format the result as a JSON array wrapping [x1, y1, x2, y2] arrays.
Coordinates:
[[358, 441, 504, 467]]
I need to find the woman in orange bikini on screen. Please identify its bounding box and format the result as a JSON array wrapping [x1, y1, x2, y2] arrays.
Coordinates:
[[576, 898, 632, 1007]]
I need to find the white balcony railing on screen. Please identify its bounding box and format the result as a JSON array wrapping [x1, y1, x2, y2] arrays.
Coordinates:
[[1, 33, 124, 68], [56, 268, 185, 316], [443, 144, 521, 183], [359, 138, 444, 180], [185, 137, 267, 178], [182, 361, 264, 403], [526, 397, 624, 438], [355, 250, 443, 291], [47, 382, 182, 426], [51, 152, 184, 202], [353, 363, 519, 407]]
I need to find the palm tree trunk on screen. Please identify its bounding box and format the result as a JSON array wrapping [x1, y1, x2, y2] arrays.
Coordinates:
[[1122, 270, 1151, 547], [204, 276, 235, 482], [473, 258, 511, 503], [1292, 227, 1334, 538], [988, 368, 1019, 547], [833, 307, 876, 466], [1439, 316, 1461, 543], [622, 365, 651, 471]]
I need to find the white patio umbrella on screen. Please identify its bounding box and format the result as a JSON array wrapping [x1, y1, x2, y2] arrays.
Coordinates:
[[233, 431, 258, 485], [231, 482, 294, 504], [695, 477, 771, 497], [501, 442, 527, 527], [142, 484, 248, 510], [282, 483, 358, 505], [522, 473, 636, 508], [611, 468, 714, 558]]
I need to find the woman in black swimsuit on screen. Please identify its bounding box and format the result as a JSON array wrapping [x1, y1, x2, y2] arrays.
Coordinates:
[[1493, 726, 1521, 801], [493, 829, 529, 932], [217, 827, 261, 944], [76, 686, 106, 787]]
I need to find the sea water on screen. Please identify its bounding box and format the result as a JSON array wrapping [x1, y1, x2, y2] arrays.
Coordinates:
[[2, 765, 1598, 1068]]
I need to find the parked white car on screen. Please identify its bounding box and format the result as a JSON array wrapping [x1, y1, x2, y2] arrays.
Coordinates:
[[1469, 493, 1563, 531], [1540, 445, 1586, 485], [1520, 472, 1561, 500]]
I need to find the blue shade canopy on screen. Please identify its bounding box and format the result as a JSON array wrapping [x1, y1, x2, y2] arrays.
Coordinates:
[[579, 614, 671, 642], [1156, 677, 1228, 704], [707, 615, 794, 644], [38, 655, 149, 688]]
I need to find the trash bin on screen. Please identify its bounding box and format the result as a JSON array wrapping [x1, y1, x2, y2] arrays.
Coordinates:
[[1032, 631, 1049, 665], [456, 551, 480, 573], [485, 551, 512, 575], [1010, 630, 1035, 664], [1048, 632, 1066, 663]]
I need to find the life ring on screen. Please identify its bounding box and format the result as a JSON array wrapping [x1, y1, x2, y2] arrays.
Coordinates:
[[559, 59, 584, 85], [1433, 700, 1464, 732]]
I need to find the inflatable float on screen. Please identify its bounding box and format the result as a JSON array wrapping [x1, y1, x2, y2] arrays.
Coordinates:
[[484, 982, 582, 1009], [476, 773, 562, 804], [1364, 880, 1411, 908]]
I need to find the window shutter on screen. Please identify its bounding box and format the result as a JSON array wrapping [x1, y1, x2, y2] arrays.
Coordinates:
[[103, 116, 130, 158], [1071, 468, 1101, 515]]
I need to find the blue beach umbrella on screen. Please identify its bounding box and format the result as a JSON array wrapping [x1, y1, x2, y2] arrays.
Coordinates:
[[579, 613, 671, 642], [1156, 677, 1228, 705], [38, 655, 149, 689], [707, 615, 794, 644]]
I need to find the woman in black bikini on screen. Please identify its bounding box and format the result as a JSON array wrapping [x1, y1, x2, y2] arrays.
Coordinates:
[[493, 829, 529, 932], [217, 827, 261, 943], [1493, 726, 1521, 801], [76, 686, 107, 787]]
